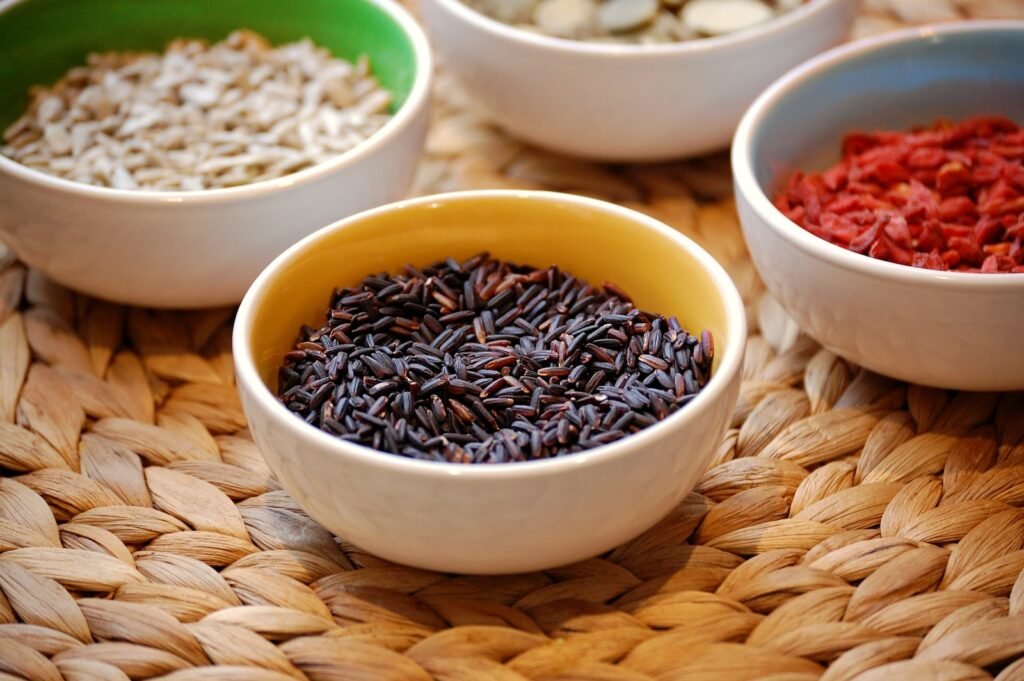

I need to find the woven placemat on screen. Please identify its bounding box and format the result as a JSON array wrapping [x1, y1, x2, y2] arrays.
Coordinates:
[[2, 1, 1024, 679]]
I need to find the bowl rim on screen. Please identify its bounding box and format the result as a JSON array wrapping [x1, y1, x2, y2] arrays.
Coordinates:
[[0, 0, 433, 204], [422, 0, 850, 58], [233, 189, 747, 480], [732, 19, 1024, 289]]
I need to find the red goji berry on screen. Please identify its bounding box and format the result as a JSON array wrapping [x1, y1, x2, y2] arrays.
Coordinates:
[[775, 117, 1024, 272], [907, 147, 946, 168]]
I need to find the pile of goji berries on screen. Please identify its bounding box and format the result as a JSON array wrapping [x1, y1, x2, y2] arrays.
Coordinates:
[[774, 116, 1024, 273]]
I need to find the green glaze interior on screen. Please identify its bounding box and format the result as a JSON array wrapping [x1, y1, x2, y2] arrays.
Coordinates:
[[0, 0, 418, 131]]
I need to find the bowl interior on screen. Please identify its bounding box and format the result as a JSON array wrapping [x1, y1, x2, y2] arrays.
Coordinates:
[[247, 194, 736, 394], [749, 25, 1024, 194], [0, 0, 419, 131]]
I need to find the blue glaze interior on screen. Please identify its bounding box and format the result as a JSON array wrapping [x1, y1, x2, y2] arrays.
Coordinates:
[[751, 27, 1024, 195]]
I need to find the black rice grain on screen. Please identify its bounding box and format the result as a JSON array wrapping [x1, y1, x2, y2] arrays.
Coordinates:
[[276, 253, 714, 463]]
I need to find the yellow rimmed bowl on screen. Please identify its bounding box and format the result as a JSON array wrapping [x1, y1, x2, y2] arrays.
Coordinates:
[[234, 190, 746, 573]]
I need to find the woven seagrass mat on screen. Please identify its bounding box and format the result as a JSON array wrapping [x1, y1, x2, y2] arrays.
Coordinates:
[[2, 1, 1024, 679]]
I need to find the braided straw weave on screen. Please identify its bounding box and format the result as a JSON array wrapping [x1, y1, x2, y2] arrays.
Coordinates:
[[2, 1, 1024, 679]]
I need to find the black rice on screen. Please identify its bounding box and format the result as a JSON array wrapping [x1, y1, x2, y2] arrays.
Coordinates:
[[276, 253, 714, 464]]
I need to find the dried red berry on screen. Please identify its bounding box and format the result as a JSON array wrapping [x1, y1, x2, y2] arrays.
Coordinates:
[[775, 116, 1024, 273]]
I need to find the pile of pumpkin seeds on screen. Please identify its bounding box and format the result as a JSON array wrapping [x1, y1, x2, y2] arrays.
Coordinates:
[[463, 0, 804, 44]]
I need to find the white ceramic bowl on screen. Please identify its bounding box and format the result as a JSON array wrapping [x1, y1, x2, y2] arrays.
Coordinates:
[[234, 190, 745, 574], [733, 21, 1024, 391], [0, 0, 432, 308], [419, 0, 856, 162]]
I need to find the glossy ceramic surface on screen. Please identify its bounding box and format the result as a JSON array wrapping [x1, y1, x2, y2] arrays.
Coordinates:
[[733, 21, 1024, 391], [419, 0, 856, 162], [234, 191, 746, 573], [0, 0, 432, 308]]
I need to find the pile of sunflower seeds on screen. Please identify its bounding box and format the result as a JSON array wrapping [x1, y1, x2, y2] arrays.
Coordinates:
[[465, 0, 804, 43], [0, 30, 393, 190]]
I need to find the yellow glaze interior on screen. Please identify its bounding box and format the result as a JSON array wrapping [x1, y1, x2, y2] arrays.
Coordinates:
[[250, 195, 733, 390]]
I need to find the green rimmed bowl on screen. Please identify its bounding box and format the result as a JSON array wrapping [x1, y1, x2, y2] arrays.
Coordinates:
[[0, 0, 432, 308]]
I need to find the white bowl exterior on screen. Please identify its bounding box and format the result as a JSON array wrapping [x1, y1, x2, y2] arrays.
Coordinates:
[[0, 111, 428, 308], [733, 22, 1024, 391], [233, 190, 746, 574], [239, 364, 739, 574], [419, 0, 856, 162]]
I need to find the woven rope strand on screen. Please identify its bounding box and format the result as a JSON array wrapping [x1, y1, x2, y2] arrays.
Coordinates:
[[2, 1, 1024, 679]]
